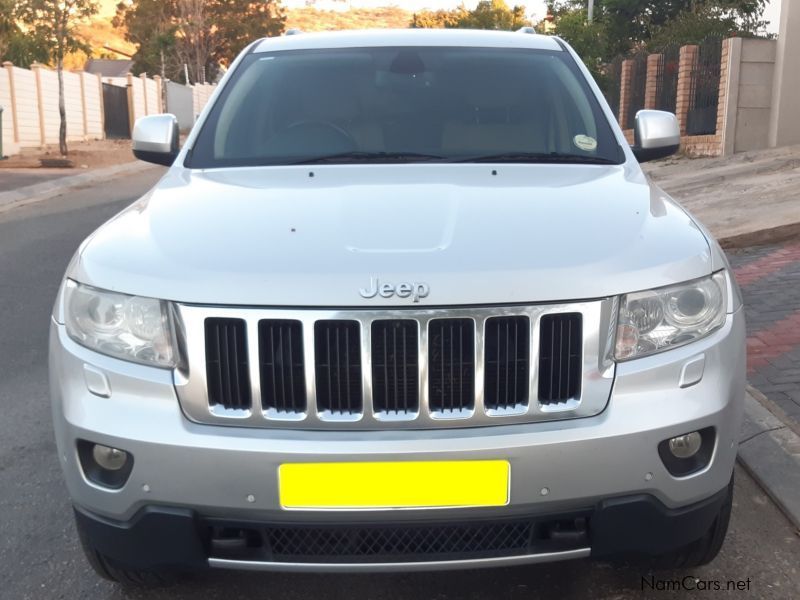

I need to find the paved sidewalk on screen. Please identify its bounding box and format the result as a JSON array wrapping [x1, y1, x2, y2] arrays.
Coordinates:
[[646, 144, 800, 247], [0, 160, 159, 214], [727, 241, 800, 427], [738, 390, 800, 529]]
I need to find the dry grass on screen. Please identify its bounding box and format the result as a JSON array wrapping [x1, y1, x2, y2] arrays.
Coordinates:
[[286, 6, 413, 31], [61, 6, 414, 69], [0, 139, 136, 170]]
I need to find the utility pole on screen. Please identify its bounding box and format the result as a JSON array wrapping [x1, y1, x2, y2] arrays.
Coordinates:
[[588, 0, 594, 23]]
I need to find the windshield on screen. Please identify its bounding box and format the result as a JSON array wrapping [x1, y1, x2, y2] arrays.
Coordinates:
[[187, 46, 624, 168]]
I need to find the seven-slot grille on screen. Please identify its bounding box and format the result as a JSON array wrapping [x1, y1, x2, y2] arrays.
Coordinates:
[[188, 303, 608, 428]]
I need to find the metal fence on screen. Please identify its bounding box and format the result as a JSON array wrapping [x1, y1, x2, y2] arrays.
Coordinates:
[[655, 44, 680, 114], [624, 52, 648, 129], [686, 37, 723, 136], [603, 56, 623, 118]]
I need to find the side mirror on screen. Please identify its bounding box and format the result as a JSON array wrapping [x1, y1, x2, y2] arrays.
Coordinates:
[[132, 114, 180, 166], [631, 110, 680, 163]]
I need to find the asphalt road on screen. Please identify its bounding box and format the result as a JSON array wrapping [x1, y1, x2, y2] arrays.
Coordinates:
[[0, 168, 71, 192], [1, 171, 799, 599]]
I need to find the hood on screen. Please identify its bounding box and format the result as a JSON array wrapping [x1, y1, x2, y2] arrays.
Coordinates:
[[72, 164, 712, 307]]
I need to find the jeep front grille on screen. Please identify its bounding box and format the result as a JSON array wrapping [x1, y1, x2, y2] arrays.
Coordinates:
[[175, 301, 615, 429]]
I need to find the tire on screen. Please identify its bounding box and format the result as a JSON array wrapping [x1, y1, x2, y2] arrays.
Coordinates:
[[650, 475, 734, 570], [75, 515, 181, 588]]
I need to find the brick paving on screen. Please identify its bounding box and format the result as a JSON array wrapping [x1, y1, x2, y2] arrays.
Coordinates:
[[727, 241, 800, 426]]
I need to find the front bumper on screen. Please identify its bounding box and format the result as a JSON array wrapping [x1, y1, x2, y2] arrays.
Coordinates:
[[74, 480, 732, 572], [51, 308, 745, 569]]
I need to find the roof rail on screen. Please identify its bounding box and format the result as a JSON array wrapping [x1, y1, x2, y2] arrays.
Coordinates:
[[517, 27, 536, 34], [285, 29, 303, 36]]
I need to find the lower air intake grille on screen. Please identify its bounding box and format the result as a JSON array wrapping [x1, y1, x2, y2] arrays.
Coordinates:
[[428, 318, 475, 413], [538, 313, 582, 403], [265, 521, 531, 562], [484, 316, 530, 410], [205, 318, 251, 410], [259, 320, 306, 413], [371, 320, 419, 414], [314, 320, 362, 415], [207, 516, 590, 564]]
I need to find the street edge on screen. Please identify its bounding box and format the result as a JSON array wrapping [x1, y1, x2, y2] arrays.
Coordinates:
[[719, 223, 800, 250], [737, 385, 800, 531], [0, 161, 158, 214]]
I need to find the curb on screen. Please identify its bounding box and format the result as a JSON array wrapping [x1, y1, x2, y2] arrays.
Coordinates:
[[718, 222, 800, 250], [737, 386, 800, 530], [0, 161, 158, 214]]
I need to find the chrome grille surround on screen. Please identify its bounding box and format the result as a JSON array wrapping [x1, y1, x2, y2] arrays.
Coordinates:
[[174, 300, 617, 430]]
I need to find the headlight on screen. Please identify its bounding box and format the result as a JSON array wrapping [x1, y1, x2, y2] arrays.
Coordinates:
[[64, 280, 179, 368], [615, 272, 727, 360]]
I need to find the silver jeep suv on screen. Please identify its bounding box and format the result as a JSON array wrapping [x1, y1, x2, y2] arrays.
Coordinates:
[[50, 29, 745, 585]]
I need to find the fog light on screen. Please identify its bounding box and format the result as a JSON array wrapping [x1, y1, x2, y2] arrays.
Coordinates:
[[658, 428, 715, 477], [92, 444, 128, 471], [77, 440, 134, 489], [668, 431, 702, 459]]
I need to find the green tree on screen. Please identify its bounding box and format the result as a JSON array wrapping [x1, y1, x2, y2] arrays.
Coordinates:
[[459, 0, 529, 30], [647, 3, 769, 48], [410, 8, 465, 29], [113, 0, 179, 79], [605, 0, 766, 49], [116, 0, 286, 84], [411, 1, 530, 31], [208, 0, 286, 76], [0, 0, 49, 67], [553, 1, 767, 57], [17, 0, 99, 155], [551, 8, 609, 82]]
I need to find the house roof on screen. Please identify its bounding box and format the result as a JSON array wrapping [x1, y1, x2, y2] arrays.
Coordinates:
[[84, 58, 135, 77]]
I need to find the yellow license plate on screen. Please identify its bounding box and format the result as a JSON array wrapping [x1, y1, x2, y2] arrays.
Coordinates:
[[279, 460, 510, 509]]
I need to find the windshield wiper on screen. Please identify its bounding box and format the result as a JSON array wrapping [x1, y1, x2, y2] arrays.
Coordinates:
[[291, 151, 446, 165], [450, 152, 619, 165]]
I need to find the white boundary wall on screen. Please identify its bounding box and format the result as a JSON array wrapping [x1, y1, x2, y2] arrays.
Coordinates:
[[192, 83, 216, 119], [165, 81, 217, 132], [1, 62, 106, 156], [0, 63, 166, 156]]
